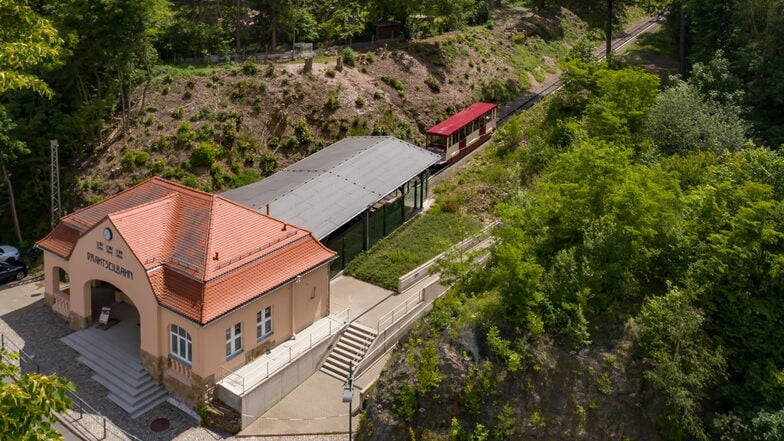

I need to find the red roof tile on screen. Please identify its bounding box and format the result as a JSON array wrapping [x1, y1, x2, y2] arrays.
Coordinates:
[[36, 177, 336, 325], [36, 224, 81, 259]]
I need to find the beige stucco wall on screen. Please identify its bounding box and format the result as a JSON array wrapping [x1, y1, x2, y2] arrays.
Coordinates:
[[42, 251, 70, 304], [159, 264, 330, 381], [64, 219, 162, 358], [42, 218, 332, 405]]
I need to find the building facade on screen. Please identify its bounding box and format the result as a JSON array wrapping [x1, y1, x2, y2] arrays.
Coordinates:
[[36, 178, 336, 405]]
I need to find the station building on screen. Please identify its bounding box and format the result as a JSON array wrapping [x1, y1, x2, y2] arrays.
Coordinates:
[[36, 178, 336, 409], [35, 136, 439, 418]]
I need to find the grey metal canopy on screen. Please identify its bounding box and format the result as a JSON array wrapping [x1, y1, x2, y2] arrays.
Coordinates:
[[221, 136, 441, 239]]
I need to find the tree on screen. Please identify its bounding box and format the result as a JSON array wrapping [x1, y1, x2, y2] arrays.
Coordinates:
[[636, 287, 726, 440], [0, 0, 62, 242], [644, 80, 747, 155], [0, 349, 75, 440], [0, 0, 63, 98]]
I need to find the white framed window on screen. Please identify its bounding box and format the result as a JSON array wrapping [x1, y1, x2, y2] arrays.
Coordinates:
[[170, 325, 192, 364], [226, 323, 242, 358], [257, 306, 272, 340]]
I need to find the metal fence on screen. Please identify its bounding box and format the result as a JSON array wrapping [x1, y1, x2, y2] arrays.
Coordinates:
[[0, 332, 142, 441]]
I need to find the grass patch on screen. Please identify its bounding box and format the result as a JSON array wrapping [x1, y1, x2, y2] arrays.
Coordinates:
[[345, 210, 482, 290], [152, 63, 222, 80]]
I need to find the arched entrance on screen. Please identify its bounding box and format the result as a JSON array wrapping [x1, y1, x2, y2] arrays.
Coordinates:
[[84, 279, 141, 359], [61, 278, 169, 417]]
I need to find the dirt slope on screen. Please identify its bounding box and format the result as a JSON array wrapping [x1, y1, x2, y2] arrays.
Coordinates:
[[70, 6, 585, 206]]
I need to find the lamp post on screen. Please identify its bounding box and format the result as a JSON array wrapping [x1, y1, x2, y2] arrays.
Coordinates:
[[342, 361, 354, 441]]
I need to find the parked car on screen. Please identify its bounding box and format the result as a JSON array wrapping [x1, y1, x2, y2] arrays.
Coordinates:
[[0, 261, 27, 284], [0, 245, 20, 263]]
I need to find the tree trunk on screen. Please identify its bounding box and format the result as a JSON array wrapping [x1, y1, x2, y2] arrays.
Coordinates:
[[236, 0, 242, 52], [679, 0, 687, 77], [606, 0, 613, 63], [1, 161, 22, 243]]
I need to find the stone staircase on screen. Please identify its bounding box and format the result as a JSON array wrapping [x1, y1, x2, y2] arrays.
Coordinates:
[[62, 330, 169, 418], [320, 322, 377, 381]]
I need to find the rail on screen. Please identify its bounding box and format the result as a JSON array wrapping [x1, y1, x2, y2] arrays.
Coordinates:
[[219, 308, 350, 395], [0, 332, 143, 441], [375, 289, 424, 333], [497, 14, 662, 126]]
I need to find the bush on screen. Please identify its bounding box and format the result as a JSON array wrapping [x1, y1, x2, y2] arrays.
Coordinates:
[[267, 136, 280, 149], [341, 47, 357, 67], [355, 96, 365, 108], [324, 89, 340, 111], [424, 76, 441, 93], [325, 69, 336, 78], [171, 107, 184, 120], [258, 153, 278, 176], [191, 142, 223, 167], [134, 151, 150, 166], [241, 58, 259, 75], [294, 118, 312, 145], [381, 75, 405, 93], [176, 121, 195, 145]]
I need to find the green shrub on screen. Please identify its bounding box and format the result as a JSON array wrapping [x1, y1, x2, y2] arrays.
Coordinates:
[[341, 47, 357, 67], [122, 151, 137, 169], [258, 153, 278, 176], [325, 69, 336, 78], [134, 151, 150, 166], [294, 118, 312, 145], [171, 107, 184, 120], [191, 142, 222, 167], [324, 89, 340, 111], [183, 174, 199, 188], [241, 58, 259, 75], [151, 158, 166, 173], [424, 76, 440, 93], [231, 167, 261, 188], [381, 75, 405, 93], [268, 136, 280, 149], [176, 121, 195, 145], [355, 96, 365, 108]]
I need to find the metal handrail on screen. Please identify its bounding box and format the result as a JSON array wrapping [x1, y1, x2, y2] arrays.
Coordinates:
[[0, 331, 143, 441]]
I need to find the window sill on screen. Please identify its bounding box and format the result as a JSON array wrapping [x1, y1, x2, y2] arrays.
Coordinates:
[[226, 349, 244, 362], [257, 332, 273, 343]]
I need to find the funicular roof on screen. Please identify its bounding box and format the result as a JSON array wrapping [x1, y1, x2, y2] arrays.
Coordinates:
[[426, 102, 497, 137], [220, 136, 441, 239]]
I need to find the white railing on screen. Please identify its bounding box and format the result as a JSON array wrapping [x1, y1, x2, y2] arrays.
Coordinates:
[[53, 289, 70, 317], [375, 289, 424, 333], [219, 309, 350, 395], [397, 220, 500, 292]]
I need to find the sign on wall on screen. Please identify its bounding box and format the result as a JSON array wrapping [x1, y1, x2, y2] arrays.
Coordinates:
[[86, 252, 134, 280]]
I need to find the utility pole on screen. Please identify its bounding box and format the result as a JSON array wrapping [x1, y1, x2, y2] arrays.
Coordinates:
[[51, 140, 60, 228]]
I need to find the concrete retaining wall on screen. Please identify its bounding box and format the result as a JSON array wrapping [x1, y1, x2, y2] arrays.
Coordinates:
[[216, 331, 341, 429]]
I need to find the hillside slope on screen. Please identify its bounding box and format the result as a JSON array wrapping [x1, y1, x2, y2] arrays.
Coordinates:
[[69, 5, 588, 206]]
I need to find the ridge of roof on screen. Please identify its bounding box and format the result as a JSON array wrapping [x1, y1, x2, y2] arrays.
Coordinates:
[[107, 192, 179, 221]]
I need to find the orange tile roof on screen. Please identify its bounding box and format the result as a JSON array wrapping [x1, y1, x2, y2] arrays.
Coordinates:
[[36, 177, 336, 325]]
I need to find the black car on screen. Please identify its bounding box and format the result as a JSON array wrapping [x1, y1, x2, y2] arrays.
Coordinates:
[[0, 261, 27, 284]]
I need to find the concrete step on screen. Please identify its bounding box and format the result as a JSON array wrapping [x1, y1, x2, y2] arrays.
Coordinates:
[[319, 322, 378, 381], [62, 330, 169, 419], [63, 334, 147, 382], [107, 387, 169, 419]]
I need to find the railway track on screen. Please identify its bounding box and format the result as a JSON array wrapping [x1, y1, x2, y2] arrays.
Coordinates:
[[497, 14, 663, 125], [429, 13, 664, 185]]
